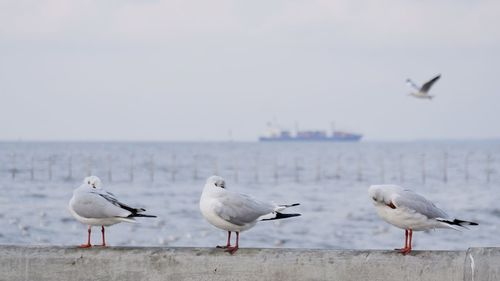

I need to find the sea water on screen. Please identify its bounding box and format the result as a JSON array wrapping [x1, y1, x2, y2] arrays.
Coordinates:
[[0, 141, 499, 250]]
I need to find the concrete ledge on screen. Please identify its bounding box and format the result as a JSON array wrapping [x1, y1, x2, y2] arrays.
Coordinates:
[[1, 245, 499, 281], [464, 247, 500, 281]]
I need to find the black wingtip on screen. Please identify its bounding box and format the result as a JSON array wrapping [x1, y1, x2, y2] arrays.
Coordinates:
[[262, 212, 301, 221], [454, 219, 478, 226], [279, 203, 300, 208], [440, 218, 478, 227], [129, 214, 157, 218]]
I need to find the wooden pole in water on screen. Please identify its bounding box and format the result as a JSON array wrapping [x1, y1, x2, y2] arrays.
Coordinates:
[[486, 153, 492, 184], [107, 155, 113, 182], [273, 158, 279, 184], [464, 152, 470, 183], [129, 154, 134, 182], [213, 158, 218, 176], [379, 156, 385, 182], [421, 153, 426, 185], [254, 156, 259, 183], [149, 154, 155, 182], [67, 155, 72, 181], [48, 155, 53, 181], [30, 156, 35, 181], [193, 155, 199, 180], [316, 157, 322, 182], [171, 154, 177, 182], [294, 157, 300, 183], [357, 155, 363, 182], [86, 156, 92, 177], [398, 154, 404, 183], [233, 158, 239, 183], [335, 154, 342, 180], [442, 151, 448, 183], [11, 153, 16, 180]]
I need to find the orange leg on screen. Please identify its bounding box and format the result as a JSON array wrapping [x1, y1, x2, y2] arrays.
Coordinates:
[[398, 229, 413, 255], [101, 226, 107, 247], [225, 232, 239, 255], [79, 226, 92, 248], [217, 231, 231, 249]]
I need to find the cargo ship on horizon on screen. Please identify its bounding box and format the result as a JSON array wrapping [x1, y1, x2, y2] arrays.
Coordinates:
[[259, 123, 363, 142]]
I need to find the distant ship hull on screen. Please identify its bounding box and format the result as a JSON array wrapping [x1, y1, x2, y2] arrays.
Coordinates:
[[259, 134, 362, 142], [259, 124, 363, 142]]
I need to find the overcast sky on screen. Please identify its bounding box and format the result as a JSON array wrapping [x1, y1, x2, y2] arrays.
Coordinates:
[[1, 0, 499, 141]]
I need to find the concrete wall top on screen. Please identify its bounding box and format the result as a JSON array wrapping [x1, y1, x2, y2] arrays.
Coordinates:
[[1, 245, 499, 281]]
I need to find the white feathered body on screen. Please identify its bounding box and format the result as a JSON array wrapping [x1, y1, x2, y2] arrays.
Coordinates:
[[369, 185, 457, 231], [200, 182, 284, 232], [409, 92, 433, 99], [69, 184, 137, 226], [372, 200, 443, 231], [200, 199, 257, 232]]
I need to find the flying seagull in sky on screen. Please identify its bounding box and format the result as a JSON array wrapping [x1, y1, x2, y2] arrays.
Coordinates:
[[368, 184, 477, 255], [200, 175, 301, 254], [406, 74, 441, 100], [69, 176, 156, 248]]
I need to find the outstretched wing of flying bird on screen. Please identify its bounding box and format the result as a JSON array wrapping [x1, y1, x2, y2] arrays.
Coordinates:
[[406, 79, 421, 91], [420, 74, 441, 93]]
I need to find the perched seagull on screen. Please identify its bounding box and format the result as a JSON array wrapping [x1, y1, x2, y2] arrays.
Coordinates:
[[200, 175, 301, 254], [69, 176, 156, 248], [406, 74, 441, 100], [368, 185, 477, 255]]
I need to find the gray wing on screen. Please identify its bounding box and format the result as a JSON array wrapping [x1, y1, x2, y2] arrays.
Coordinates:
[[392, 190, 449, 219], [98, 192, 145, 214], [420, 74, 441, 93], [71, 191, 131, 219], [214, 192, 275, 226], [406, 79, 421, 91]]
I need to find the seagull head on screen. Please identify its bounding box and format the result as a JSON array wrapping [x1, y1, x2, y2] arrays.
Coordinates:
[[368, 185, 383, 204], [83, 175, 103, 189], [368, 184, 400, 205], [206, 175, 226, 189]]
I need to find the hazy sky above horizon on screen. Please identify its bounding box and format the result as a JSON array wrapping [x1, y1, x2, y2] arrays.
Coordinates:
[[1, 0, 499, 141]]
